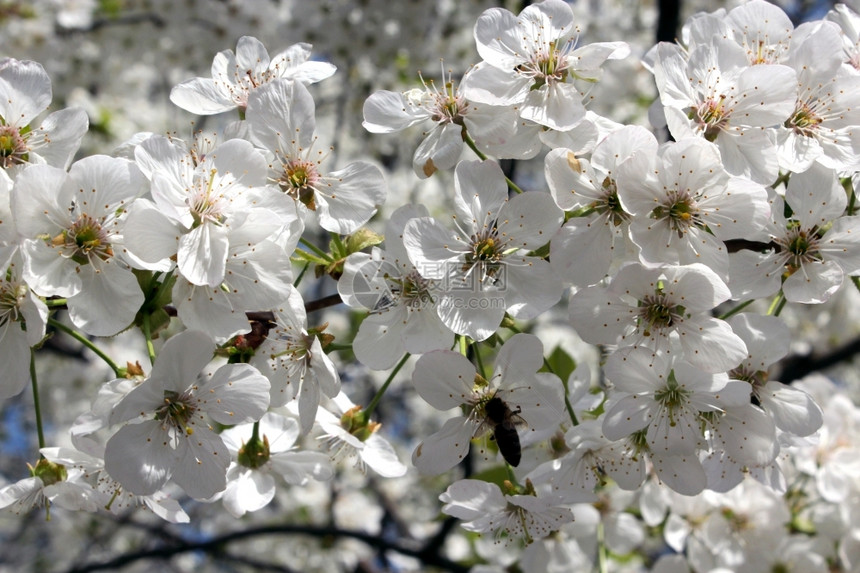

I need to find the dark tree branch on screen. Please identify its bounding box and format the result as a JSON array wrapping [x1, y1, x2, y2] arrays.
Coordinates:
[[656, 0, 682, 44], [778, 335, 860, 383], [305, 293, 345, 314], [64, 523, 470, 573]]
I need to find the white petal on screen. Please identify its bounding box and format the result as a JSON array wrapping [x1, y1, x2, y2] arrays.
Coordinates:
[[412, 123, 463, 179], [172, 429, 229, 499], [170, 77, 235, 115], [760, 381, 823, 436], [177, 223, 229, 287], [67, 262, 144, 336], [650, 452, 706, 496], [361, 434, 407, 477], [222, 468, 275, 517], [104, 421, 173, 495], [412, 416, 474, 475], [201, 363, 270, 425], [412, 350, 476, 410], [362, 90, 427, 133]]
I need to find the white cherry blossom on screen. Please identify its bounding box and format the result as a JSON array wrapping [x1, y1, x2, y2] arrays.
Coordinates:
[[617, 137, 770, 279], [403, 159, 562, 341], [363, 66, 540, 178], [777, 20, 860, 172], [250, 285, 340, 434], [170, 37, 336, 115], [652, 36, 797, 184], [315, 392, 407, 478], [0, 58, 88, 179], [569, 263, 747, 372], [125, 134, 288, 288], [729, 163, 860, 304], [462, 0, 629, 132], [216, 412, 332, 518], [105, 331, 270, 499], [440, 479, 574, 545], [13, 156, 146, 336], [337, 204, 452, 370], [411, 333, 563, 474], [246, 78, 386, 234]]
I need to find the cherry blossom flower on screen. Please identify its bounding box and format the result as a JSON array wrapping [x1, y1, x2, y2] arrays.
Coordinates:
[[545, 125, 656, 286], [411, 333, 563, 474], [462, 0, 629, 132], [338, 204, 452, 370], [0, 253, 47, 400], [403, 160, 562, 341], [105, 330, 270, 499], [125, 134, 290, 288], [315, 392, 407, 478], [601, 347, 745, 496], [440, 479, 574, 545], [170, 37, 336, 116], [0, 456, 97, 516], [729, 163, 860, 304], [651, 35, 796, 184], [40, 446, 189, 523], [0, 58, 88, 178], [569, 262, 747, 373], [246, 78, 386, 234], [616, 137, 770, 280], [250, 285, 340, 434], [538, 419, 646, 497], [776, 20, 860, 172], [13, 156, 146, 336], [216, 412, 332, 518], [363, 66, 539, 178], [727, 313, 822, 438]]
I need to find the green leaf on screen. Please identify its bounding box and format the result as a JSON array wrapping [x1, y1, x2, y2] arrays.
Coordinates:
[[346, 227, 384, 253], [543, 345, 576, 382]]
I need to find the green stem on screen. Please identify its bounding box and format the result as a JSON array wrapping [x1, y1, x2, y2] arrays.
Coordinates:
[[48, 318, 122, 377], [363, 353, 410, 420], [44, 298, 67, 308], [463, 132, 524, 194], [331, 232, 347, 256], [299, 237, 334, 262], [471, 341, 486, 378], [718, 299, 754, 320], [458, 334, 468, 357], [597, 520, 609, 573], [505, 463, 518, 486], [767, 291, 786, 317], [141, 312, 157, 366], [30, 348, 45, 450], [293, 262, 310, 287], [326, 343, 353, 352], [560, 373, 580, 427], [843, 176, 856, 216]]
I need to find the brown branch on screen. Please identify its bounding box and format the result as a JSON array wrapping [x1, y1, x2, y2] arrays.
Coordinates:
[[64, 523, 469, 573]]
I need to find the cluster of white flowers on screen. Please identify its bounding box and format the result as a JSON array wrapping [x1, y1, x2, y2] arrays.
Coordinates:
[[1, 1, 860, 572]]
